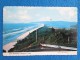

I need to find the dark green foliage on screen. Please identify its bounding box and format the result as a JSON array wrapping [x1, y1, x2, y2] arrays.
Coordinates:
[[8, 48, 15, 52]]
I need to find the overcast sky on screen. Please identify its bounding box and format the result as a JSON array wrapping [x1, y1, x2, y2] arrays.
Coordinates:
[[3, 7, 77, 23]]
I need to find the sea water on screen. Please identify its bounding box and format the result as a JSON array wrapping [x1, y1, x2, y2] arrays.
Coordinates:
[[3, 23, 39, 45]]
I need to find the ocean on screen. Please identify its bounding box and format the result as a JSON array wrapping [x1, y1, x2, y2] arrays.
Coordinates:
[[3, 23, 39, 45], [37, 21, 77, 28], [3, 21, 77, 45]]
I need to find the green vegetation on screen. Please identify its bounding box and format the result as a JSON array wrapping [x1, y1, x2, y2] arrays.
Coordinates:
[[9, 25, 77, 52]]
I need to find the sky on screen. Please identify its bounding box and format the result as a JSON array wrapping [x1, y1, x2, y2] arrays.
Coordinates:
[[3, 7, 77, 23]]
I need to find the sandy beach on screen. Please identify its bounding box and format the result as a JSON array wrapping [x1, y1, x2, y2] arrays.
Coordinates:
[[3, 42, 17, 52], [3, 24, 44, 52]]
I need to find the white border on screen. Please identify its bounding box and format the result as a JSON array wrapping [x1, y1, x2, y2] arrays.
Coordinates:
[[3, 51, 77, 56]]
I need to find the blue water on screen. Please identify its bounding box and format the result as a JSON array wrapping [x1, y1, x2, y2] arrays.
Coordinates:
[[37, 21, 77, 28], [3, 23, 39, 45]]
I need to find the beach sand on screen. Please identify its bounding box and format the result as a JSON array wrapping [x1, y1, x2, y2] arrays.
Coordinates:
[[3, 42, 17, 52]]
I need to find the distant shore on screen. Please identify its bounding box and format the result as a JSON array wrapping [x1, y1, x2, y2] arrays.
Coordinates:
[[3, 24, 44, 52]]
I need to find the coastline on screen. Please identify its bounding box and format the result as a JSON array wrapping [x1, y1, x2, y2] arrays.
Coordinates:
[[3, 24, 44, 52], [3, 42, 17, 52]]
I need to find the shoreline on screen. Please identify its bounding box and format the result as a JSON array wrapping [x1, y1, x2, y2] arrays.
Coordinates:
[[3, 24, 44, 52], [3, 42, 17, 52]]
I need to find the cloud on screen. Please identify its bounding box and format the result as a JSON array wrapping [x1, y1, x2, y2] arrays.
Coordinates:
[[35, 14, 40, 17], [3, 7, 32, 23], [16, 10, 31, 20], [40, 17, 51, 21], [48, 7, 77, 21], [58, 7, 76, 17]]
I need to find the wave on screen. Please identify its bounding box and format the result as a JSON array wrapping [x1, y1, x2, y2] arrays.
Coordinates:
[[3, 28, 22, 34], [3, 25, 37, 38], [3, 24, 43, 45]]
